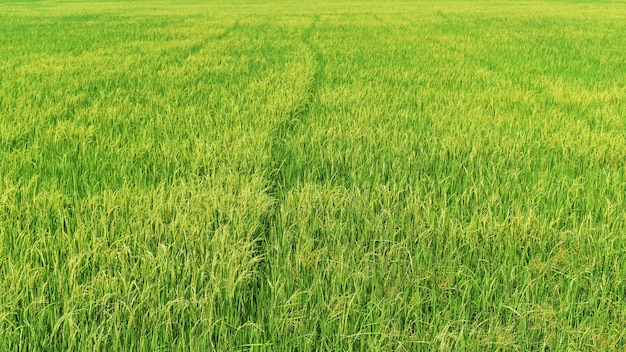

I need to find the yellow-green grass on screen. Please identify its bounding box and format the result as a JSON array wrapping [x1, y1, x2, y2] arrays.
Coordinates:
[[1, 0, 625, 350]]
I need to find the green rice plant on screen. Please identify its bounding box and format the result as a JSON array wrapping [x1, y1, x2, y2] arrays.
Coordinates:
[[1, 0, 625, 350]]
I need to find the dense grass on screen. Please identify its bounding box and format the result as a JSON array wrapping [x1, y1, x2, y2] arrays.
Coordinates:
[[1, 0, 626, 350]]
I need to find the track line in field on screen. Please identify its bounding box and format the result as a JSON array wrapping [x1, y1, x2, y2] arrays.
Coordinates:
[[266, 15, 323, 198], [175, 19, 241, 66], [300, 15, 325, 126], [248, 15, 326, 330], [215, 19, 241, 40]]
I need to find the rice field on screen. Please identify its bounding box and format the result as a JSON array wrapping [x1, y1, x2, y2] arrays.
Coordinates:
[[1, 0, 626, 350]]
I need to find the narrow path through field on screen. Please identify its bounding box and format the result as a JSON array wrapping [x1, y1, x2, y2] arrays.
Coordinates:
[[251, 15, 326, 328], [267, 15, 324, 197], [177, 19, 241, 65]]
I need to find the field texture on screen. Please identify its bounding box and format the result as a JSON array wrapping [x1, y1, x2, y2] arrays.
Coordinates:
[[1, 0, 626, 350]]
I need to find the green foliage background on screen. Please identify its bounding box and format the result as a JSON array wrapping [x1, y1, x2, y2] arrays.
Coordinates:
[[1, 0, 625, 350]]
